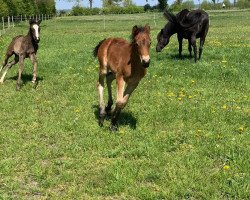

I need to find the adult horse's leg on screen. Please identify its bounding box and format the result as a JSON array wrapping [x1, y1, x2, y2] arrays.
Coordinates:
[[111, 76, 138, 131], [0, 55, 18, 83], [29, 53, 38, 87], [16, 54, 24, 90], [177, 35, 183, 58], [97, 71, 106, 127], [188, 38, 192, 57], [105, 72, 115, 116], [191, 36, 197, 62]]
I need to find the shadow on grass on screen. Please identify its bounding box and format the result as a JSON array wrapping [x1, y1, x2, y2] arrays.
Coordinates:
[[93, 105, 137, 130], [170, 54, 193, 60], [8, 74, 43, 85]]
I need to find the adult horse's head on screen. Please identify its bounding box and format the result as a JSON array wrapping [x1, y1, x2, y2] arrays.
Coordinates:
[[132, 24, 151, 68], [29, 19, 41, 43], [156, 11, 178, 52]]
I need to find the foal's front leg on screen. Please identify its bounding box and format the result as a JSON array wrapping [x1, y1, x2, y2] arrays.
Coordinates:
[[29, 53, 38, 87], [111, 76, 138, 131], [16, 55, 24, 90], [97, 73, 106, 126]]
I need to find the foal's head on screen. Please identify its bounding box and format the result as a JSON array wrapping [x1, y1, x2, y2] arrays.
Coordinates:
[[131, 25, 151, 68], [29, 19, 42, 43]]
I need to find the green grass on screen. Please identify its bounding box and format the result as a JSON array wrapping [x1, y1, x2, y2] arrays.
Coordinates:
[[0, 11, 249, 199]]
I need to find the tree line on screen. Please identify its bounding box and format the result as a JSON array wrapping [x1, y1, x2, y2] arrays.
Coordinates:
[[0, 0, 56, 17]]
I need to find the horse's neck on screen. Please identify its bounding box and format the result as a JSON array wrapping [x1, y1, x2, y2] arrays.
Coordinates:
[[26, 30, 38, 50], [130, 45, 142, 66]]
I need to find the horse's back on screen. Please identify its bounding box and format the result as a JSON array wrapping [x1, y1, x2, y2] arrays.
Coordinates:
[[96, 38, 131, 75], [5, 35, 24, 55], [179, 9, 209, 29]]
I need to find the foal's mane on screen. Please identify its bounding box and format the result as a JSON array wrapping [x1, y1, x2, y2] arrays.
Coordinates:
[[130, 26, 147, 42]]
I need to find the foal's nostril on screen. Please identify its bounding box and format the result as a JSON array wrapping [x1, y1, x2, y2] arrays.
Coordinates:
[[142, 59, 150, 68]]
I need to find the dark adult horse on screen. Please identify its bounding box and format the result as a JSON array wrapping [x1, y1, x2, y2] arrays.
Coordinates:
[[156, 9, 209, 62]]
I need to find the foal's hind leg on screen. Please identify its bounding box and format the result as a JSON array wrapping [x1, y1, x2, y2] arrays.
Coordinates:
[[0, 55, 18, 83], [16, 55, 24, 90], [105, 72, 115, 116]]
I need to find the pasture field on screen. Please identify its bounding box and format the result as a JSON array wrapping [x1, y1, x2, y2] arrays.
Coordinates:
[[0, 10, 249, 199]]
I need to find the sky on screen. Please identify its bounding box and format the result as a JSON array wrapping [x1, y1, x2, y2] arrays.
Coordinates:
[[56, 0, 180, 10]]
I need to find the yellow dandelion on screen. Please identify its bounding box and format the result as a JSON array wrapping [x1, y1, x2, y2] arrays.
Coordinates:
[[75, 109, 81, 113], [222, 105, 227, 109], [188, 95, 193, 99], [239, 127, 244, 133], [223, 165, 230, 170], [178, 97, 182, 101], [191, 80, 195, 84]]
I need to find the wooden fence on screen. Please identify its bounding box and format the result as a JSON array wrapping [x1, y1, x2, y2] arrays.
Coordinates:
[[0, 14, 53, 36]]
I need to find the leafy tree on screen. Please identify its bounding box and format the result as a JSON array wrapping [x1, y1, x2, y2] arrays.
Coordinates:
[[0, 0, 9, 17], [158, 0, 168, 11]]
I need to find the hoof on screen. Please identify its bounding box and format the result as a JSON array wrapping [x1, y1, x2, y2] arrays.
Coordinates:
[[98, 115, 105, 127], [110, 124, 118, 132], [32, 81, 38, 89], [98, 120, 104, 127], [16, 85, 20, 91]]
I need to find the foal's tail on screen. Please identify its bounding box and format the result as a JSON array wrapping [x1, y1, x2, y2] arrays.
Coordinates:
[[93, 39, 106, 58]]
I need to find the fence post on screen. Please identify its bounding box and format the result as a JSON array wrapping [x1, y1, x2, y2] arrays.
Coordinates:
[[103, 15, 106, 29], [2, 17, 5, 33], [12, 16, 14, 27], [8, 16, 10, 28], [154, 13, 156, 27]]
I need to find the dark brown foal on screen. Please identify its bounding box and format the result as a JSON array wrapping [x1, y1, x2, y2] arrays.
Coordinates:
[[93, 25, 151, 131], [0, 19, 41, 90]]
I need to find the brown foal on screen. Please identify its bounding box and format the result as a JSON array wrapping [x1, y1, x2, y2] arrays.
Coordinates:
[[93, 24, 151, 131], [0, 19, 41, 90]]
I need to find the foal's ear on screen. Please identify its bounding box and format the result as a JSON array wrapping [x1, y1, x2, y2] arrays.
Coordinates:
[[37, 19, 42, 25], [132, 25, 139, 37], [144, 24, 150, 34], [29, 19, 36, 24]]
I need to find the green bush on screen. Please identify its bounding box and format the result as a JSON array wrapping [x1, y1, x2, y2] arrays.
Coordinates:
[[237, 0, 250, 8], [0, 0, 9, 17], [71, 5, 144, 16], [102, 6, 144, 14]]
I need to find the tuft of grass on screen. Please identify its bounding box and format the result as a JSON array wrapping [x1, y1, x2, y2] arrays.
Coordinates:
[[0, 11, 249, 199]]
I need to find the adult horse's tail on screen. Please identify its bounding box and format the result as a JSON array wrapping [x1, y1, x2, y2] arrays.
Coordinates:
[[93, 39, 106, 57]]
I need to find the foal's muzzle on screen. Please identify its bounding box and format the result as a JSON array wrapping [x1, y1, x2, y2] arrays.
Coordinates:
[[35, 38, 40, 43], [142, 59, 150, 68], [141, 55, 150, 68]]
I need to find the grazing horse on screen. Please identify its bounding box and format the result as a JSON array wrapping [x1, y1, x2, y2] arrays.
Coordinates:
[[93, 25, 151, 131], [156, 9, 209, 62], [0, 19, 41, 90]]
